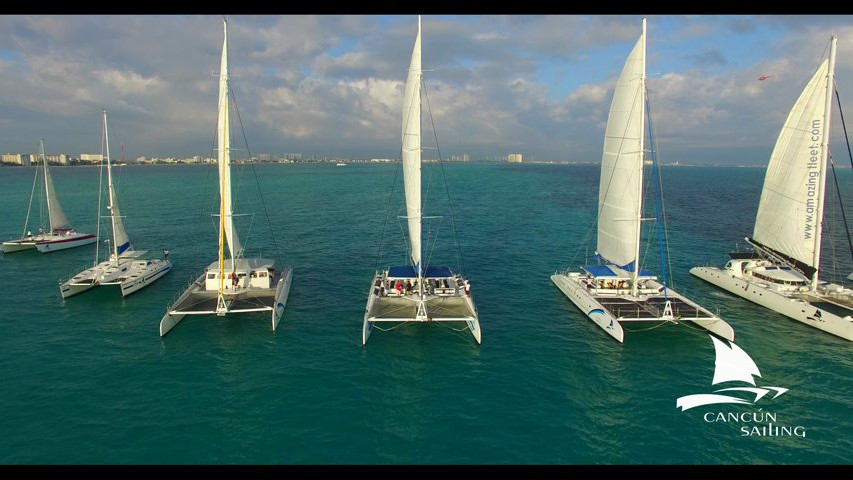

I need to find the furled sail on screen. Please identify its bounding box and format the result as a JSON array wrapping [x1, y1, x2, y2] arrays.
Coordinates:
[[217, 18, 242, 262]]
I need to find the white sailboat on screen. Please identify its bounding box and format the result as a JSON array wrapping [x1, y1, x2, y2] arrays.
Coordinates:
[[550, 18, 735, 343], [362, 16, 480, 345], [690, 35, 853, 342], [1, 140, 97, 254], [159, 18, 292, 337], [58, 109, 172, 299]]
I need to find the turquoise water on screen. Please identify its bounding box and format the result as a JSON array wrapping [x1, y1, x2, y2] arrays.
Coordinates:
[[0, 162, 850, 465]]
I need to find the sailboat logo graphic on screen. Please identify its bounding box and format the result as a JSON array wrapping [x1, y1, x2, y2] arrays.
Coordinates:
[[676, 335, 787, 411]]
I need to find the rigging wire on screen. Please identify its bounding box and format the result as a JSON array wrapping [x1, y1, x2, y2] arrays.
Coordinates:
[[832, 89, 853, 263]]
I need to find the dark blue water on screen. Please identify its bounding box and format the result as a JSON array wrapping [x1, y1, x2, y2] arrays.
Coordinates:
[[0, 162, 849, 464]]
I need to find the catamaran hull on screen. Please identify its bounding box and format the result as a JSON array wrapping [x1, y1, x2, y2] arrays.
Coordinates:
[[59, 280, 98, 299], [160, 272, 205, 336], [0, 241, 37, 253], [690, 266, 853, 342], [551, 273, 625, 342], [120, 261, 172, 297], [35, 234, 97, 253], [271, 267, 293, 331]]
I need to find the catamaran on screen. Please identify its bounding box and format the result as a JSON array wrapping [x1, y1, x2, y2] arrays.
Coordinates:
[[58, 109, 172, 299], [159, 18, 292, 337], [550, 18, 735, 343], [690, 35, 853, 342], [1, 140, 96, 254], [362, 16, 480, 345]]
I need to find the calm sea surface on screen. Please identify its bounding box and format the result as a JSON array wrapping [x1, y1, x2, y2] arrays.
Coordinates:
[[0, 162, 850, 464]]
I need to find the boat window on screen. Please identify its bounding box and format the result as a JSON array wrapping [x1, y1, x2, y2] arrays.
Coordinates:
[[207, 274, 216, 279], [259, 272, 267, 277]]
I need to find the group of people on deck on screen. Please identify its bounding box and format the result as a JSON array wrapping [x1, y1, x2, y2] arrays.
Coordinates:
[[376, 277, 471, 297], [586, 275, 630, 291]]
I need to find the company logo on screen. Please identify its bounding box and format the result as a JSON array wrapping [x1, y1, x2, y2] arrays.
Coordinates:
[[676, 335, 787, 411]]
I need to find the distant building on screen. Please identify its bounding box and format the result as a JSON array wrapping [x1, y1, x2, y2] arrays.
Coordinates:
[[30, 153, 68, 165], [1, 153, 28, 166], [78, 153, 103, 164], [507, 153, 523, 163]]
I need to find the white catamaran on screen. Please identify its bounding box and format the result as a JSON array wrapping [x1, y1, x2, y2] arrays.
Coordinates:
[[159, 18, 292, 337], [362, 16, 480, 345], [550, 18, 735, 343], [58, 109, 172, 299], [1, 140, 96, 254], [690, 35, 853, 342]]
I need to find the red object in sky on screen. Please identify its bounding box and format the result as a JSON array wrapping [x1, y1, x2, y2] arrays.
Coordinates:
[[758, 75, 774, 81]]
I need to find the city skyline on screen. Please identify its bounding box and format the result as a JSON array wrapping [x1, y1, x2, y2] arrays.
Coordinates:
[[1, 15, 852, 165]]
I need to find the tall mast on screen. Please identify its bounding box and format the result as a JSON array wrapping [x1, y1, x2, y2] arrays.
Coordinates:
[[631, 17, 647, 297], [812, 34, 837, 290], [103, 109, 119, 263], [218, 18, 228, 299], [40, 139, 52, 232]]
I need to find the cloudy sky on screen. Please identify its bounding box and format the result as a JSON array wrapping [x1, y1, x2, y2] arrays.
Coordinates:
[[1, 14, 852, 165]]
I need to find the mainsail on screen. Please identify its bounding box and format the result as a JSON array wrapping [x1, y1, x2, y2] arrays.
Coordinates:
[[596, 19, 645, 270], [217, 18, 242, 263], [103, 110, 132, 256], [401, 16, 422, 272], [41, 140, 70, 232], [752, 37, 836, 285]]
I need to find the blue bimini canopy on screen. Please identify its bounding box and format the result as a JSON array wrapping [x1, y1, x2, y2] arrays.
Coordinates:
[[387, 265, 454, 278]]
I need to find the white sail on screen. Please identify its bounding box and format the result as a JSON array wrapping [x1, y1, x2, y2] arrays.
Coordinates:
[[41, 141, 70, 231], [217, 18, 242, 262], [401, 15, 422, 271], [596, 19, 645, 269], [103, 110, 132, 256], [753, 50, 834, 272], [710, 336, 761, 386]]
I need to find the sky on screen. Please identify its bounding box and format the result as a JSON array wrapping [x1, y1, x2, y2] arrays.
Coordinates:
[[1, 14, 853, 165]]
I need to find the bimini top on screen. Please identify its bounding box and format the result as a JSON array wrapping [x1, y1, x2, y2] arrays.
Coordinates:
[[388, 265, 453, 279], [582, 264, 653, 278]]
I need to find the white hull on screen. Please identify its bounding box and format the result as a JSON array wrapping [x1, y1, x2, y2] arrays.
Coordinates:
[[60, 258, 172, 299], [159, 272, 204, 336], [35, 233, 97, 253], [362, 272, 481, 345], [1, 240, 37, 253], [271, 267, 293, 331], [551, 272, 735, 343], [690, 266, 853, 342]]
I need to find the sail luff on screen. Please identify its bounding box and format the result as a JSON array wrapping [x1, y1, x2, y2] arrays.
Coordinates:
[[218, 18, 242, 270], [596, 18, 646, 275], [631, 18, 647, 296], [402, 15, 423, 273], [812, 35, 837, 290], [41, 140, 70, 231]]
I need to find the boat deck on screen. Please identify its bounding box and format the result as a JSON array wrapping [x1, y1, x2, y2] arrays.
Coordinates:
[[596, 295, 716, 320], [368, 294, 476, 320]]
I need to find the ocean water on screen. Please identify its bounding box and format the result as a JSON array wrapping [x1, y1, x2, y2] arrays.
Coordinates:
[[0, 162, 850, 465]]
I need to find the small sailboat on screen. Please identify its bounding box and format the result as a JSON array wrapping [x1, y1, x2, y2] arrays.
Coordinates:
[[362, 16, 480, 345], [550, 18, 735, 343], [159, 18, 292, 337], [1, 140, 96, 254], [690, 35, 853, 342], [58, 109, 172, 299]]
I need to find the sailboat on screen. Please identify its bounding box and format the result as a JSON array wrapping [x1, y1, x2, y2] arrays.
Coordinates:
[[550, 18, 735, 343], [159, 18, 292, 337], [58, 109, 172, 299], [1, 140, 96, 254], [690, 35, 853, 342], [676, 335, 787, 411], [362, 16, 480, 345]]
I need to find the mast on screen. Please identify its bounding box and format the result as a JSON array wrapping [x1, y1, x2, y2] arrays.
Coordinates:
[[631, 18, 647, 297], [812, 34, 837, 290], [41, 140, 52, 232], [103, 109, 119, 263]]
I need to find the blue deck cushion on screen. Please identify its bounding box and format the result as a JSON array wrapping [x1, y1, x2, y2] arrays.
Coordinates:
[[387, 265, 453, 278]]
